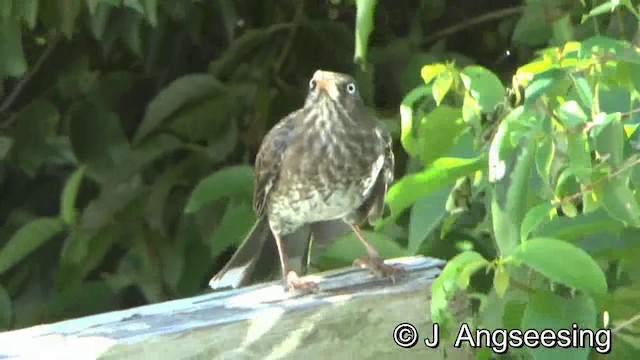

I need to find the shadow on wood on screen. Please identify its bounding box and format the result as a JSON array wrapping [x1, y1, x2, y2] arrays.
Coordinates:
[[0, 256, 471, 359]]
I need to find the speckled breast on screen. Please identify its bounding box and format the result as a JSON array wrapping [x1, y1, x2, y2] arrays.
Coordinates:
[[267, 128, 385, 235]]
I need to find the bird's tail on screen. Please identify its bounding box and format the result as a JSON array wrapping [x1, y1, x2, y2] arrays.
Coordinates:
[[208, 215, 314, 290]]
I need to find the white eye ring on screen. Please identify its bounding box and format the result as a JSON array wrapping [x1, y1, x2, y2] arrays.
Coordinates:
[[309, 79, 316, 90], [346, 83, 357, 94]]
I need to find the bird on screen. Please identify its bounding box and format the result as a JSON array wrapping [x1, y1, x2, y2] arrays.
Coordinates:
[[209, 70, 400, 291]]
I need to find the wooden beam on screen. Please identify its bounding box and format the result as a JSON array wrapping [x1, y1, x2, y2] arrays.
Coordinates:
[[0, 256, 471, 359]]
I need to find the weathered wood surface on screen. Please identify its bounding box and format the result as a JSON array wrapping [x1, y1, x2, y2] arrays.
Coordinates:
[[0, 256, 470, 359]]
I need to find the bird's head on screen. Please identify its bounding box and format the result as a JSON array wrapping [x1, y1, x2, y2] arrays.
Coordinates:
[[304, 70, 363, 110]]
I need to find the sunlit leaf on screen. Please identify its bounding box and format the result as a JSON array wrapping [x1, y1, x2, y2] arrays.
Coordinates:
[[513, 237, 608, 295], [387, 156, 486, 219]]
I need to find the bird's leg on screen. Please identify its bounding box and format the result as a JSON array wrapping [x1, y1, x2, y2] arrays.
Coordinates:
[[272, 231, 318, 291], [349, 224, 403, 282]]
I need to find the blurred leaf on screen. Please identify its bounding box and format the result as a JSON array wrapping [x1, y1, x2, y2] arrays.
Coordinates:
[[556, 100, 587, 129], [601, 177, 640, 227], [185, 165, 254, 213], [60, 166, 86, 225], [209, 23, 291, 76], [387, 156, 486, 219], [566, 131, 592, 185], [60, 0, 82, 38], [460, 65, 504, 113], [354, 0, 377, 66], [570, 74, 593, 111], [457, 255, 489, 290], [58, 227, 119, 289], [399, 84, 431, 157], [513, 237, 608, 295], [493, 265, 509, 298], [0, 218, 65, 275], [134, 74, 224, 143], [520, 202, 554, 241], [421, 64, 447, 84], [0, 17, 27, 77], [210, 201, 256, 258], [490, 107, 537, 255], [431, 251, 485, 324], [408, 187, 450, 254], [48, 281, 117, 322], [433, 71, 453, 105], [0, 285, 11, 330], [0, 136, 13, 160], [168, 84, 252, 142], [524, 68, 565, 107], [14, 0, 39, 29], [522, 292, 597, 360], [319, 231, 406, 267], [417, 106, 465, 166], [10, 100, 60, 176]]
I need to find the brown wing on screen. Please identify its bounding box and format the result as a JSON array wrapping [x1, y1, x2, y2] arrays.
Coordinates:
[[253, 108, 304, 216], [349, 121, 395, 225]]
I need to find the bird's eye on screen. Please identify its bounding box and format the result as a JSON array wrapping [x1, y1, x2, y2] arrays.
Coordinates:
[[346, 82, 357, 94], [309, 79, 317, 90]]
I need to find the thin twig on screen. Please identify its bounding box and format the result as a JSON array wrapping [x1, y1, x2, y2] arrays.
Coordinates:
[[612, 312, 640, 333], [0, 38, 58, 113], [555, 156, 640, 205], [423, 6, 526, 45]]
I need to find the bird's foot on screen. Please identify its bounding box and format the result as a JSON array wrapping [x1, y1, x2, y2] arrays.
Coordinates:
[[353, 256, 404, 283], [286, 271, 319, 292]]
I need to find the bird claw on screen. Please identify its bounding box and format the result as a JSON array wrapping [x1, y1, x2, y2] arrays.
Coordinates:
[[353, 256, 405, 283], [286, 271, 319, 292]]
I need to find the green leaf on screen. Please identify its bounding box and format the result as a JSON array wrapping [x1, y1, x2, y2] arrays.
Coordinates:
[[14, 0, 39, 29], [595, 112, 625, 168], [433, 71, 453, 105], [513, 237, 608, 295], [570, 74, 593, 111], [319, 231, 407, 267], [460, 65, 504, 113], [556, 100, 587, 129], [60, 0, 82, 38], [522, 292, 597, 360], [354, 0, 377, 66], [421, 64, 447, 84], [535, 136, 554, 185], [431, 251, 485, 324], [185, 165, 254, 213], [134, 74, 225, 144], [0, 136, 13, 160], [0, 218, 66, 275], [69, 101, 121, 174], [210, 201, 256, 258], [0, 285, 11, 330], [457, 255, 489, 289], [524, 68, 565, 106], [533, 208, 624, 241], [10, 100, 60, 176], [520, 202, 554, 241], [408, 187, 451, 254], [601, 177, 640, 227], [416, 106, 466, 166], [566, 131, 592, 185], [493, 265, 509, 298], [490, 107, 537, 255], [0, 17, 27, 77], [399, 85, 431, 157], [142, 0, 158, 26], [387, 156, 486, 219], [60, 166, 86, 225]]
